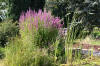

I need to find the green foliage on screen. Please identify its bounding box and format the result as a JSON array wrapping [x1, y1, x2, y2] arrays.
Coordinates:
[[7, 0, 45, 21], [92, 28, 100, 39], [64, 12, 84, 64], [0, 20, 18, 46], [0, 2, 8, 21], [4, 37, 55, 66], [45, 0, 100, 30], [45, 0, 67, 27], [0, 0, 6, 2], [20, 21, 59, 48], [0, 47, 5, 59], [36, 27, 58, 48]]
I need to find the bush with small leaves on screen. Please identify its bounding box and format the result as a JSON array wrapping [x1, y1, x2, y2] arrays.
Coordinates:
[[0, 20, 19, 46]]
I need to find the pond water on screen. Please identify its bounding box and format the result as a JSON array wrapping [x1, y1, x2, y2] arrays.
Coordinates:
[[81, 49, 100, 56]]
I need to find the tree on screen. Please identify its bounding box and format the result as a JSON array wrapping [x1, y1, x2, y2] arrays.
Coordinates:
[[45, 0, 100, 29]]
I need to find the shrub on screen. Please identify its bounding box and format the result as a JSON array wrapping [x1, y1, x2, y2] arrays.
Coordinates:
[[0, 20, 19, 46], [4, 37, 55, 66], [19, 9, 63, 48]]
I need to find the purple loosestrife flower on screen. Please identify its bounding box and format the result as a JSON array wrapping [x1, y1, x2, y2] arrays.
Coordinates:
[[19, 9, 63, 31], [25, 9, 33, 20], [34, 17, 38, 29], [19, 12, 25, 22]]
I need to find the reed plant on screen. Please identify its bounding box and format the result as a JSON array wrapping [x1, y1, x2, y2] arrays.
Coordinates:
[[64, 11, 85, 65]]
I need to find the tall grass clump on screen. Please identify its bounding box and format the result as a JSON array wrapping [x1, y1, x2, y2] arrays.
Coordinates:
[[3, 37, 55, 66], [64, 12, 85, 65], [19, 9, 63, 48]]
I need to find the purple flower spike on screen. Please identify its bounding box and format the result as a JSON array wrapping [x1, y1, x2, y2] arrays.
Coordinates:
[[19, 12, 25, 22], [19, 9, 63, 31]]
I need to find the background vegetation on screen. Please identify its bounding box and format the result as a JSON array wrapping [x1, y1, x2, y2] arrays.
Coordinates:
[[0, 0, 100, 66]]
